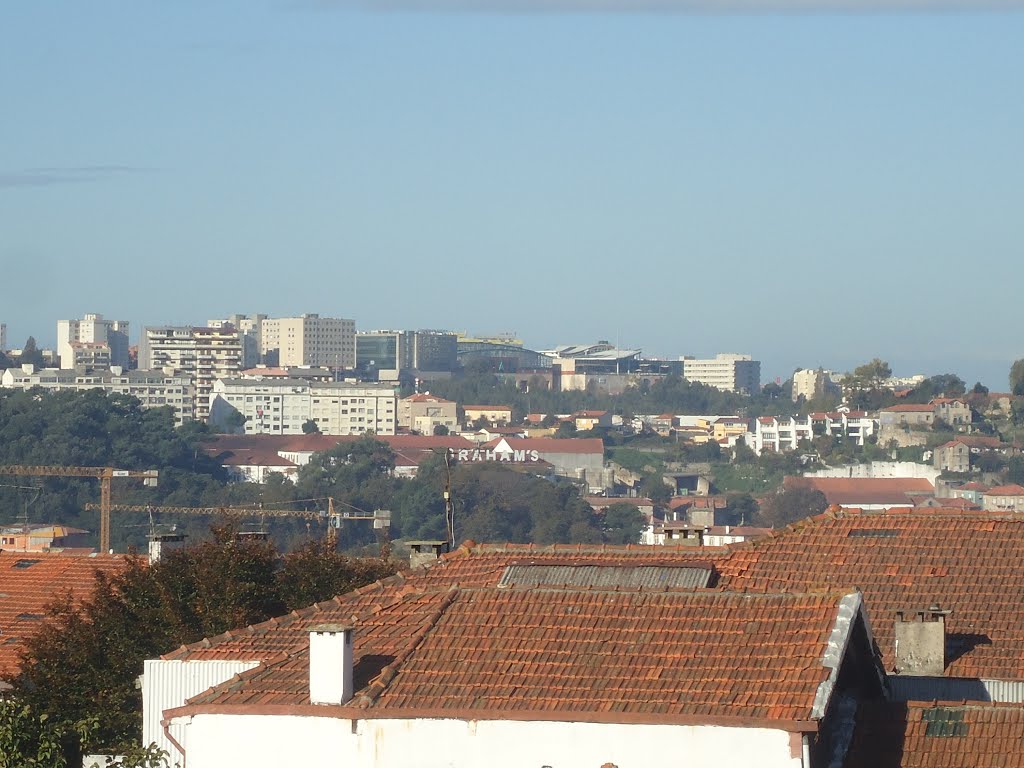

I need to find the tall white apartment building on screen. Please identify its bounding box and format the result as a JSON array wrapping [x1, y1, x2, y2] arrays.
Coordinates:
[[208, 314, 266, 368], [0, 323, 7, 352], [682, 353, 761, 394], [791, 368, 838, 402], [57, 313, 130, 369], [748, 411, 878, 455], [1, 366, 195, 426], [261, 314, 355, 369], [138, 326, 243, 421], [210, 378, 397, 435]]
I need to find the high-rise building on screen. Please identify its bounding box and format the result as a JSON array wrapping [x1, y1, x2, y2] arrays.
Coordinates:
[[261, 314, 355, 369], [0, 323, 6, 352], [56, 313, 130, 369], [356, 330, 457, 381], [682, 354, 761, 395], [139, 325, 243, 421], [791, 368, 837, 402], [209, 314, 266, 368]]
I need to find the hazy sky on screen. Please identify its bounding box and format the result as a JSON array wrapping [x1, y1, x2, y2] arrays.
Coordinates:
[[2, 2, 1022, 387]]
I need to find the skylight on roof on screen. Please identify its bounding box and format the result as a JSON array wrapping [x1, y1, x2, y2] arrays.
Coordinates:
[[922, 708, 968, 738], [12, 559, 41, 568], [847, 529, 900, 539], [498, 564, 714, 589]]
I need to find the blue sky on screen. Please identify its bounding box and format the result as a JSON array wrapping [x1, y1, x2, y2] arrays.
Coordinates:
[[2, 2, 1022, 388]]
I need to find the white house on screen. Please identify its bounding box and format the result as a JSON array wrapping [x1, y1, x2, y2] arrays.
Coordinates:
[[147, 563, 884, 768]]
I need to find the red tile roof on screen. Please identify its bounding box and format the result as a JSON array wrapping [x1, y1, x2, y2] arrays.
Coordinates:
[[173, 586, 857, 728], [789, 477, 934, 506], [985, 484, 1024, 496], [881, 404, 935, 413], [716, 507, 1024, 678], [0, 551, 128, 679], [844, 701, 1024, 767], [401, 393, 454, 404]]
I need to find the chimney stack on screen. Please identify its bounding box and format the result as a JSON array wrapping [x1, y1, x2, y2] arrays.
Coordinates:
[[147, 532, 186, 564], [894, 605, 951, 676], [407, 540, 449, 569], [309, 624, 355, 705]]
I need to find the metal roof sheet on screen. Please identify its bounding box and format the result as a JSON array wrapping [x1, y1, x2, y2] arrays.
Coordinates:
[[497, 564, 713, 589]]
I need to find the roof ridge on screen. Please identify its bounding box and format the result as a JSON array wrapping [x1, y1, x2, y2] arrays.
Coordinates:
[[355, 587, 460, 709]]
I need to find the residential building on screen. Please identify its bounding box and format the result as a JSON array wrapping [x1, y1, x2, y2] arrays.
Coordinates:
[[573, 409, 611, 431], [878, 403, 935, 427], [932, 440, 971, 473], [210, 378, 398, 436], [982, 484, 1024, 513], [65, 341, 112, 370], [138, 325, 243, 422], [261, 314, 355, 369], [948, 481, 990, 506], [791, 368, 837, 402], [0, 322, 6, 351], [146, 546, 884, 768], [477, 436, 607, 490], [0, 524, 91, 552], [1, 365, 196, 426], [398, 393, 458, 435], [711, 416, 751, 445], [682, 353, 760, 394], [749, 412, 878, 455], [209, 314, 266, 368], [931, 397, 972, 426], [462, 405, 513, 426], [56, 313, 129, 368]]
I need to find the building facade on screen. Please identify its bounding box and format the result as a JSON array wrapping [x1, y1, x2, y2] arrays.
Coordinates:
[[261, 315, 355, 369], [210, 378, 398, 436], [209, 314, 267, 368], [56, 313, 130, 369], [398, 393, 459, 435], [138, 326, 243, 421], [0, 365, 195, 425], [682, 354, 760, 394]]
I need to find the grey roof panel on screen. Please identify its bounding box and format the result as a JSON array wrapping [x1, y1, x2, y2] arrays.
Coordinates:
[[498, 564, 713, 589]]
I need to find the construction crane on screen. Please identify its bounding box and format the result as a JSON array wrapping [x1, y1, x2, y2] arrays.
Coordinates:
[[0, 465, 159, 553], [83, 497, 391, 552]]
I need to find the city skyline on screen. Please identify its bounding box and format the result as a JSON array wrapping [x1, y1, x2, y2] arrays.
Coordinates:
[[3, 2, 1022, 389]]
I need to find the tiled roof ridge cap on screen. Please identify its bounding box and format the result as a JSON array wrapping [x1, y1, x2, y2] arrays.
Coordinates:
[[163, 572, 411, 660], [355, 587, 460, 709]]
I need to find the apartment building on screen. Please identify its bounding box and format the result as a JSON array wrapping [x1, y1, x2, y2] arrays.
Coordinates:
[[210, 378, 397, 436], [0, 323, 6, 352], [56, 313, 130, 369], [682, 353, 760, 394], [261, 314, 355, 369], [748, 411, 878, 454], [65, 341, 111, 370], [209, 314, 266, 368], [0, 365, 195, 425], [138, 325, 243, 421], [398, 393, 458, 435], [791, 368, 838, 402]]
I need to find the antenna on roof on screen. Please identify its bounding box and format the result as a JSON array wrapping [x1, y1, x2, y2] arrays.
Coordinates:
[[444, 449, 455, 549]]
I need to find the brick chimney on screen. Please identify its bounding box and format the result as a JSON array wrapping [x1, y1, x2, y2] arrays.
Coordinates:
[[894, 605, 951, 676], [309, 624, 354, 705], [407, 540, 449, 569]]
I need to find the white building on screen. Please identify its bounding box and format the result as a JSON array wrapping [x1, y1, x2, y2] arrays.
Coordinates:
[[748, 411, 878, 455], [682, 353, 760, 394], [261, 314, 355, 369], [208, 314, 266, 368], [138, 326, 243, 422], [145, 548, 884, 768], [1, 365, 195, 425], [791, 369, 837, 402], [56, 313, 130, 369], [210, 378, 397, 436]]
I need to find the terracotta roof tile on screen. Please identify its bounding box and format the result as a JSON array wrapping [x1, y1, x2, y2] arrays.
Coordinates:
[[180, 587, 855, 726], [0, 551, 128, 679], [845, 701, 1024, 767], [788, 477, 934, 506], [717, 508, 1024, 678]]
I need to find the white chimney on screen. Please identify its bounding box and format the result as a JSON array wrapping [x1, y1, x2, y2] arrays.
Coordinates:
[[309, 624, 354, 705]]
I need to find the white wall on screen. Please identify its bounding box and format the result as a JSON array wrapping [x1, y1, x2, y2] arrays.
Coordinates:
[[178, 713, 803, 768], [142, 659, 259, 765]]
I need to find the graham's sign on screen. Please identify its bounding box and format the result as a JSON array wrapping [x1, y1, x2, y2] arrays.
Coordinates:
[[447, 439, 541, 464]]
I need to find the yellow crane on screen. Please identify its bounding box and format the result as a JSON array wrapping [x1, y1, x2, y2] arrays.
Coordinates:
[[0, 465, 158, 553], [82, 497, 391, 552]]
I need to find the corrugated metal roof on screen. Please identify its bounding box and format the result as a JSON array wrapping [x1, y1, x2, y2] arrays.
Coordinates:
[[498, 564, 713, 589]]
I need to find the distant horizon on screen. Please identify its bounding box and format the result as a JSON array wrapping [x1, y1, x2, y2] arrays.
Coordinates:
[[2, 311, 1013, 393], [3, 3, 1021, 395]]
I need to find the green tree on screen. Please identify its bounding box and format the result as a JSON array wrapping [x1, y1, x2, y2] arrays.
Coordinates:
[[601, 502, 645, 544], [850, 358, 892, 389], [302, 419, 321, 434], [432, 423, 450, 436], [639, 473, 672, 505], [276, 540, 397, 611], [755, 481, 828, 528], [726, 492, 759, 525], [1011, 359, 1024, 396], [18, 336, 45, 368]]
